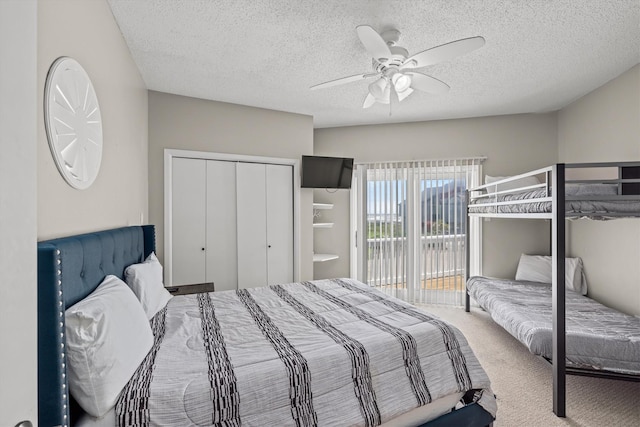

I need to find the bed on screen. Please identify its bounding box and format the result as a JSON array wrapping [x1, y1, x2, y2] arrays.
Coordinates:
[[467, 163, 640, 219], [468, 182, 640, 218], [38, 225, 496, 427], [464, 161, 640, 417], [467, 276, 640, 375]]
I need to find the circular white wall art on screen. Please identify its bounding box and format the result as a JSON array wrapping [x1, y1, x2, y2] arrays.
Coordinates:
[[44, 57, 103, 190]]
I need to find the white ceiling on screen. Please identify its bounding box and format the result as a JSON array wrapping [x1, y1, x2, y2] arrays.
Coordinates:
[[107, 0, 640, 129]]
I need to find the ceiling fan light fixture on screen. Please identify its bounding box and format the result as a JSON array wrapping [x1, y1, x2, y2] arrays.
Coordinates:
[[397, 87, 414, 102], [310, 26, 486, 111], [368, 77, 390, 102], [392, 72, 412, 93]]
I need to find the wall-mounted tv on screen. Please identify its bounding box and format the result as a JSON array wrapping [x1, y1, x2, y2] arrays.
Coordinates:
[[301, 155, 354, 189]]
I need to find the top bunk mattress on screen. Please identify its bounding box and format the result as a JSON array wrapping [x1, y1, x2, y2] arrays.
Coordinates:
[[466, 276, 640, 375], [468, 184, 640, 218]]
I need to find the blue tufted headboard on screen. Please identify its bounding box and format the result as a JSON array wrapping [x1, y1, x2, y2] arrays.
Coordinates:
[[37, 225, 155, 427]]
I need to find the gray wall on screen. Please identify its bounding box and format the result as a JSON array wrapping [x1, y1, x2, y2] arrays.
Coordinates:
[[148, 91, 315, 281], [558, 64, 640, 316], [37, 0, 148, 240], [0, 1, 37, 424], [313, 113, 558, 279], [2, 0, 146, 422]]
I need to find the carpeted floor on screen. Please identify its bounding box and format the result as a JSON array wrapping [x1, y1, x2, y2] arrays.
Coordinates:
[[417, 304, 640, 427]]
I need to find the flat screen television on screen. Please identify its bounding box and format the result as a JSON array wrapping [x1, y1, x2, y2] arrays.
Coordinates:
[[301, 155, 354, 189]]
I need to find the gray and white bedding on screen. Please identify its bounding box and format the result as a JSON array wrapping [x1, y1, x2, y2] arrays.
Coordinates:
[[115, 278, 496, 426], [467, 276, 640, 374], [468, 184, 640, 218]]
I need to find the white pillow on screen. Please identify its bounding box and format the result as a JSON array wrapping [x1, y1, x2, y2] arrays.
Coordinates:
[[65, 275, 154, 417], [485, 175, 540, 192], [125, 252, 173, 319], [515, 254, 588, 295]]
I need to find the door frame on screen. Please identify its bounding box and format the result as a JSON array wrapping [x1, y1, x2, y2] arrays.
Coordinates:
[[164, 149, 301, 286], [0, 1, 37, 423]]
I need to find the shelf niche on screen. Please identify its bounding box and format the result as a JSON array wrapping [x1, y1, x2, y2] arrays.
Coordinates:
[[313, 202, 337, 262], [313, 253, 339, 262]]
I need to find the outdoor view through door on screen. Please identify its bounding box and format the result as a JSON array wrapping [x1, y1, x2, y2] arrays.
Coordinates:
[[353, 158, 483, 305]]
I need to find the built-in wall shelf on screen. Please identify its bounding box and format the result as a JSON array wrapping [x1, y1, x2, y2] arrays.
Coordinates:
[[313, 222, 334, 228], [313, 202, 337, 265], [313, 203, 333, 210], [313, 253, 339, 262]]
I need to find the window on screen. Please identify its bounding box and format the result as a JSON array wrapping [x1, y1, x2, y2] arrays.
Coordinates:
[[352, 158, 483, 305]]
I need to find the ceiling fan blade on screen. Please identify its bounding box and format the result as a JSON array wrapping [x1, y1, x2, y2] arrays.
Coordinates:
[[401, 36, 485, 69], [362, 93, 376, 109], [310, 72, 379, 90], [406, 72, 450, 94], [356, 25, 392, 61]]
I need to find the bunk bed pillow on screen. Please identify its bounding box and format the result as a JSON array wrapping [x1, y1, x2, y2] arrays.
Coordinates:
[[65, 275, 154, 417], [515, 254, 588, 295], [485, 175, 540, 192], [125, 252, 173, 319]]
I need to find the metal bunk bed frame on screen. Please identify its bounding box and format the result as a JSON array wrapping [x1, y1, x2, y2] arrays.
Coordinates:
[[463, 161, 640, 418]]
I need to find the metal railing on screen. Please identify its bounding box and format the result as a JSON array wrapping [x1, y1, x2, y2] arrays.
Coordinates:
[[367, 233, 465, 288]]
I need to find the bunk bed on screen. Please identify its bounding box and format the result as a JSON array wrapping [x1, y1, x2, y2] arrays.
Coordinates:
[[463, 161, 640, 418], [38, 225, 497, 427]]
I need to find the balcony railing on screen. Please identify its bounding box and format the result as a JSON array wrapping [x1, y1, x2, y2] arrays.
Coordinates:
[[366, 233, 466, 292]]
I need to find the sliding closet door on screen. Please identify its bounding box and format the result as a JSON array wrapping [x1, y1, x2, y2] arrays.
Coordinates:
[[236, 162, 268, 289], [171, 157, 206, 285], [206, 160, 238, 291], [266, 164, 294, 285]]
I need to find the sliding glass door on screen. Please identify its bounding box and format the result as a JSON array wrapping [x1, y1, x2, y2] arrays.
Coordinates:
[[353, 159, 483, 305]]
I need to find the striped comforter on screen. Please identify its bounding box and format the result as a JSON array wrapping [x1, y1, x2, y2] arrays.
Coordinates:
[[116, 278, 496, 426]]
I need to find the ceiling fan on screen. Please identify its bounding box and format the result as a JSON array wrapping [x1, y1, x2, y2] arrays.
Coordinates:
[[310, 25, 485, 108]]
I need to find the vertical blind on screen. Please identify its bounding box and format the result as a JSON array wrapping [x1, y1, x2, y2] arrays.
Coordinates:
[[353, 158, 484, 305]]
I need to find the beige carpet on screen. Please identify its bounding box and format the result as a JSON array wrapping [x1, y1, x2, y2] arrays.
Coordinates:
[[417, 304, 640, 427]]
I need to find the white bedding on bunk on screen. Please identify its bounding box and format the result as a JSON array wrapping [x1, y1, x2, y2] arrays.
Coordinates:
[[107, 278, 496, 426], [469, 184, 640, 218], [467, 276, 640, 374]]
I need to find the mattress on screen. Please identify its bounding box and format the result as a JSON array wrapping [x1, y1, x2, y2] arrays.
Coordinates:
[[467, 276, 640, 374], [115, 278, 496, 426], [468, 184, 640, 218]]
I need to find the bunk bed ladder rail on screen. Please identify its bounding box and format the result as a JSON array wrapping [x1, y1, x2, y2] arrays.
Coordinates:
[[551, 163, 566, 418], [465, 189, 471, 312]]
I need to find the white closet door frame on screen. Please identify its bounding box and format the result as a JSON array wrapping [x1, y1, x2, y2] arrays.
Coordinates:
[[164, 149, 301, 286]]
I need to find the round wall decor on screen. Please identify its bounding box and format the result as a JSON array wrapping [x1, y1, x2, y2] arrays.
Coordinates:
[[44, 57, 103, 190]]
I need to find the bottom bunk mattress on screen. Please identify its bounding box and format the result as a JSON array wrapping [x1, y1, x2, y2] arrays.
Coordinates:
[[467, 276, 640, 375], [114, 278, 496, 426]]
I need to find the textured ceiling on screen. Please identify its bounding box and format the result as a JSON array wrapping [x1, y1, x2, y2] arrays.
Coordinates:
[[107, 0, 640, 128]]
